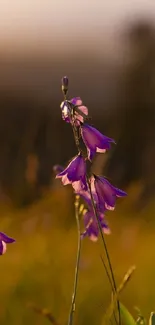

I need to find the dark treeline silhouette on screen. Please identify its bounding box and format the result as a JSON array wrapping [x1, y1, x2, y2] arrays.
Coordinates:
[[0, 20, 155, 207], [106, 21, 155, 207]]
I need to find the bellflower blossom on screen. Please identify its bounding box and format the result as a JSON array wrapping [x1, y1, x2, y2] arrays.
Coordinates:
[[0, 232, 15, 255], [60, 97, 88, 124], [81, 124, 115, 161], [76, 189, 110, 241], [82, 208, 110, 242], [56, 154, 88, 191], [92, 175, 127, 211]]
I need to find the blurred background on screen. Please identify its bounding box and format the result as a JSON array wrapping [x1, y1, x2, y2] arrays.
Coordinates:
[[1, 0, 155, 324]]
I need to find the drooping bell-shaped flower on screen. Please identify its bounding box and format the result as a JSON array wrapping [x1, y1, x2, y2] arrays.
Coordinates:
[[82, 209, 110, 242], [81, 124, 115, 161], [0, 232, 15, 255], [60, 97, 88, 124], [92, 175, 127, 211], [56, 154, 87, 191]]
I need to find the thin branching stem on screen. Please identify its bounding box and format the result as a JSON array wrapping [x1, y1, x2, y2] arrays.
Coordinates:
[[67, 195, 81, 325]]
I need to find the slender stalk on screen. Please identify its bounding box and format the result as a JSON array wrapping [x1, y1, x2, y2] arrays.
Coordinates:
[[63, 93, 120, 324], [87, 178, 121, 325], [67, 195, 81, 325]]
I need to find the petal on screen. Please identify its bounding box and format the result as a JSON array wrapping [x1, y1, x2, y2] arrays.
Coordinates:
[[0, 232, 15, 243], [56, 155, 87, 190], [0, 241, 6, 255], [96, 147, 106, 153], [83, 210, 92, 228], [60, 101, 71, 123], [81, 124, 115, 161], [75, 105, 88, 124], [89, 233, 98, 242], [56, 156, 79, 177], [72, 180, 86, 192], [94, 176, 127, 210], [114, 187, 127, 197], [94, 176, 116, 209], [61, 175, 71, 185], [70, 97, 82, 106], [100, 219, 111, 234], [87, 222, 99, 241], [67, 156, 86, 183]]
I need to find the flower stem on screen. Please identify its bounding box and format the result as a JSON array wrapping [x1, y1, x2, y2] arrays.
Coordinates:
[[87, 178, 121, 325], [67, 195, 81, 325]]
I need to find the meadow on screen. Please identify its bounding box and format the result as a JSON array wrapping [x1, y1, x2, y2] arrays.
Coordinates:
[[0, 183, 155, 325]]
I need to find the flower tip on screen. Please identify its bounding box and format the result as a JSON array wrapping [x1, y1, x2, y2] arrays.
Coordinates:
[[90, 234, 98, 242], [103, 228, 111, 235]]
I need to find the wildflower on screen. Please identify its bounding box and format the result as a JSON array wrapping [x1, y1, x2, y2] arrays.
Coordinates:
[[0, 232, 15, 255], [81, 124, 115, 161], [92, 175, 127, 210], [60, 97, 88, 124], [56, 154, 88, 191], [82, 209, 110, 242]]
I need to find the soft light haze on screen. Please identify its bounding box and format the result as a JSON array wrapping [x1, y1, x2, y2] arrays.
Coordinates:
[[0, 0, 155, 55]]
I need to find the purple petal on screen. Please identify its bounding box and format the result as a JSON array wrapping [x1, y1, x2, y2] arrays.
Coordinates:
[[81, 124, 115, 161], [100, 219, 111, 234], [0, 232, 15, 244], [70, 97, 82, 106], [60, 101, 71, 123], [94, 176, 116, 209], [94, 176, 127, 210], [56, 156, 80, 177], [56, 155, 87, 190], [82, 209, 110, 241], [114, 187, 127, 197], [0, 241, 3, 255], [74, 105, 88, 124]]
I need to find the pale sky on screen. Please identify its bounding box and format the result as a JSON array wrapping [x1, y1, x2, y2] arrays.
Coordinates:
[[0, 0, 155, 55]]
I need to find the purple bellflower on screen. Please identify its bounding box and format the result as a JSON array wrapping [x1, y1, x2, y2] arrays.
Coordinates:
[[76, 189, 110, 241], [60, 97, 88, 124], [82, 209, 110, 242], [56, 154, 88, 191], [92, 175, 127, 211], [0, 232, 15, 255], [81, 124, 115, 161]]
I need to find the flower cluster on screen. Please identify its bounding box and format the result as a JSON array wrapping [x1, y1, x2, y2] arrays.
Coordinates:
[[56, 78, 127, 241]]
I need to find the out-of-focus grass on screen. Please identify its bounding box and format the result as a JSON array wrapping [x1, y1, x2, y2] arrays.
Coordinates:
[[0, 184, 155, 325]]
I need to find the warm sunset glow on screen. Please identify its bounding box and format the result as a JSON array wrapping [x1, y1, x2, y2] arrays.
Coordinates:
[[0, 0, 155, 55]]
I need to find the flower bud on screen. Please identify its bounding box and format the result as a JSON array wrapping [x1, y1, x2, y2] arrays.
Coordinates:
[[61, 76, 69, 95]]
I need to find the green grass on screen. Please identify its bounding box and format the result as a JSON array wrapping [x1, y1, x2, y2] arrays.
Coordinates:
[[0, 185, 155, 325]]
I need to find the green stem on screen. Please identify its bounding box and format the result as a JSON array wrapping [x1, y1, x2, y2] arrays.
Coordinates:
[[67, 195, 81, 325]]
